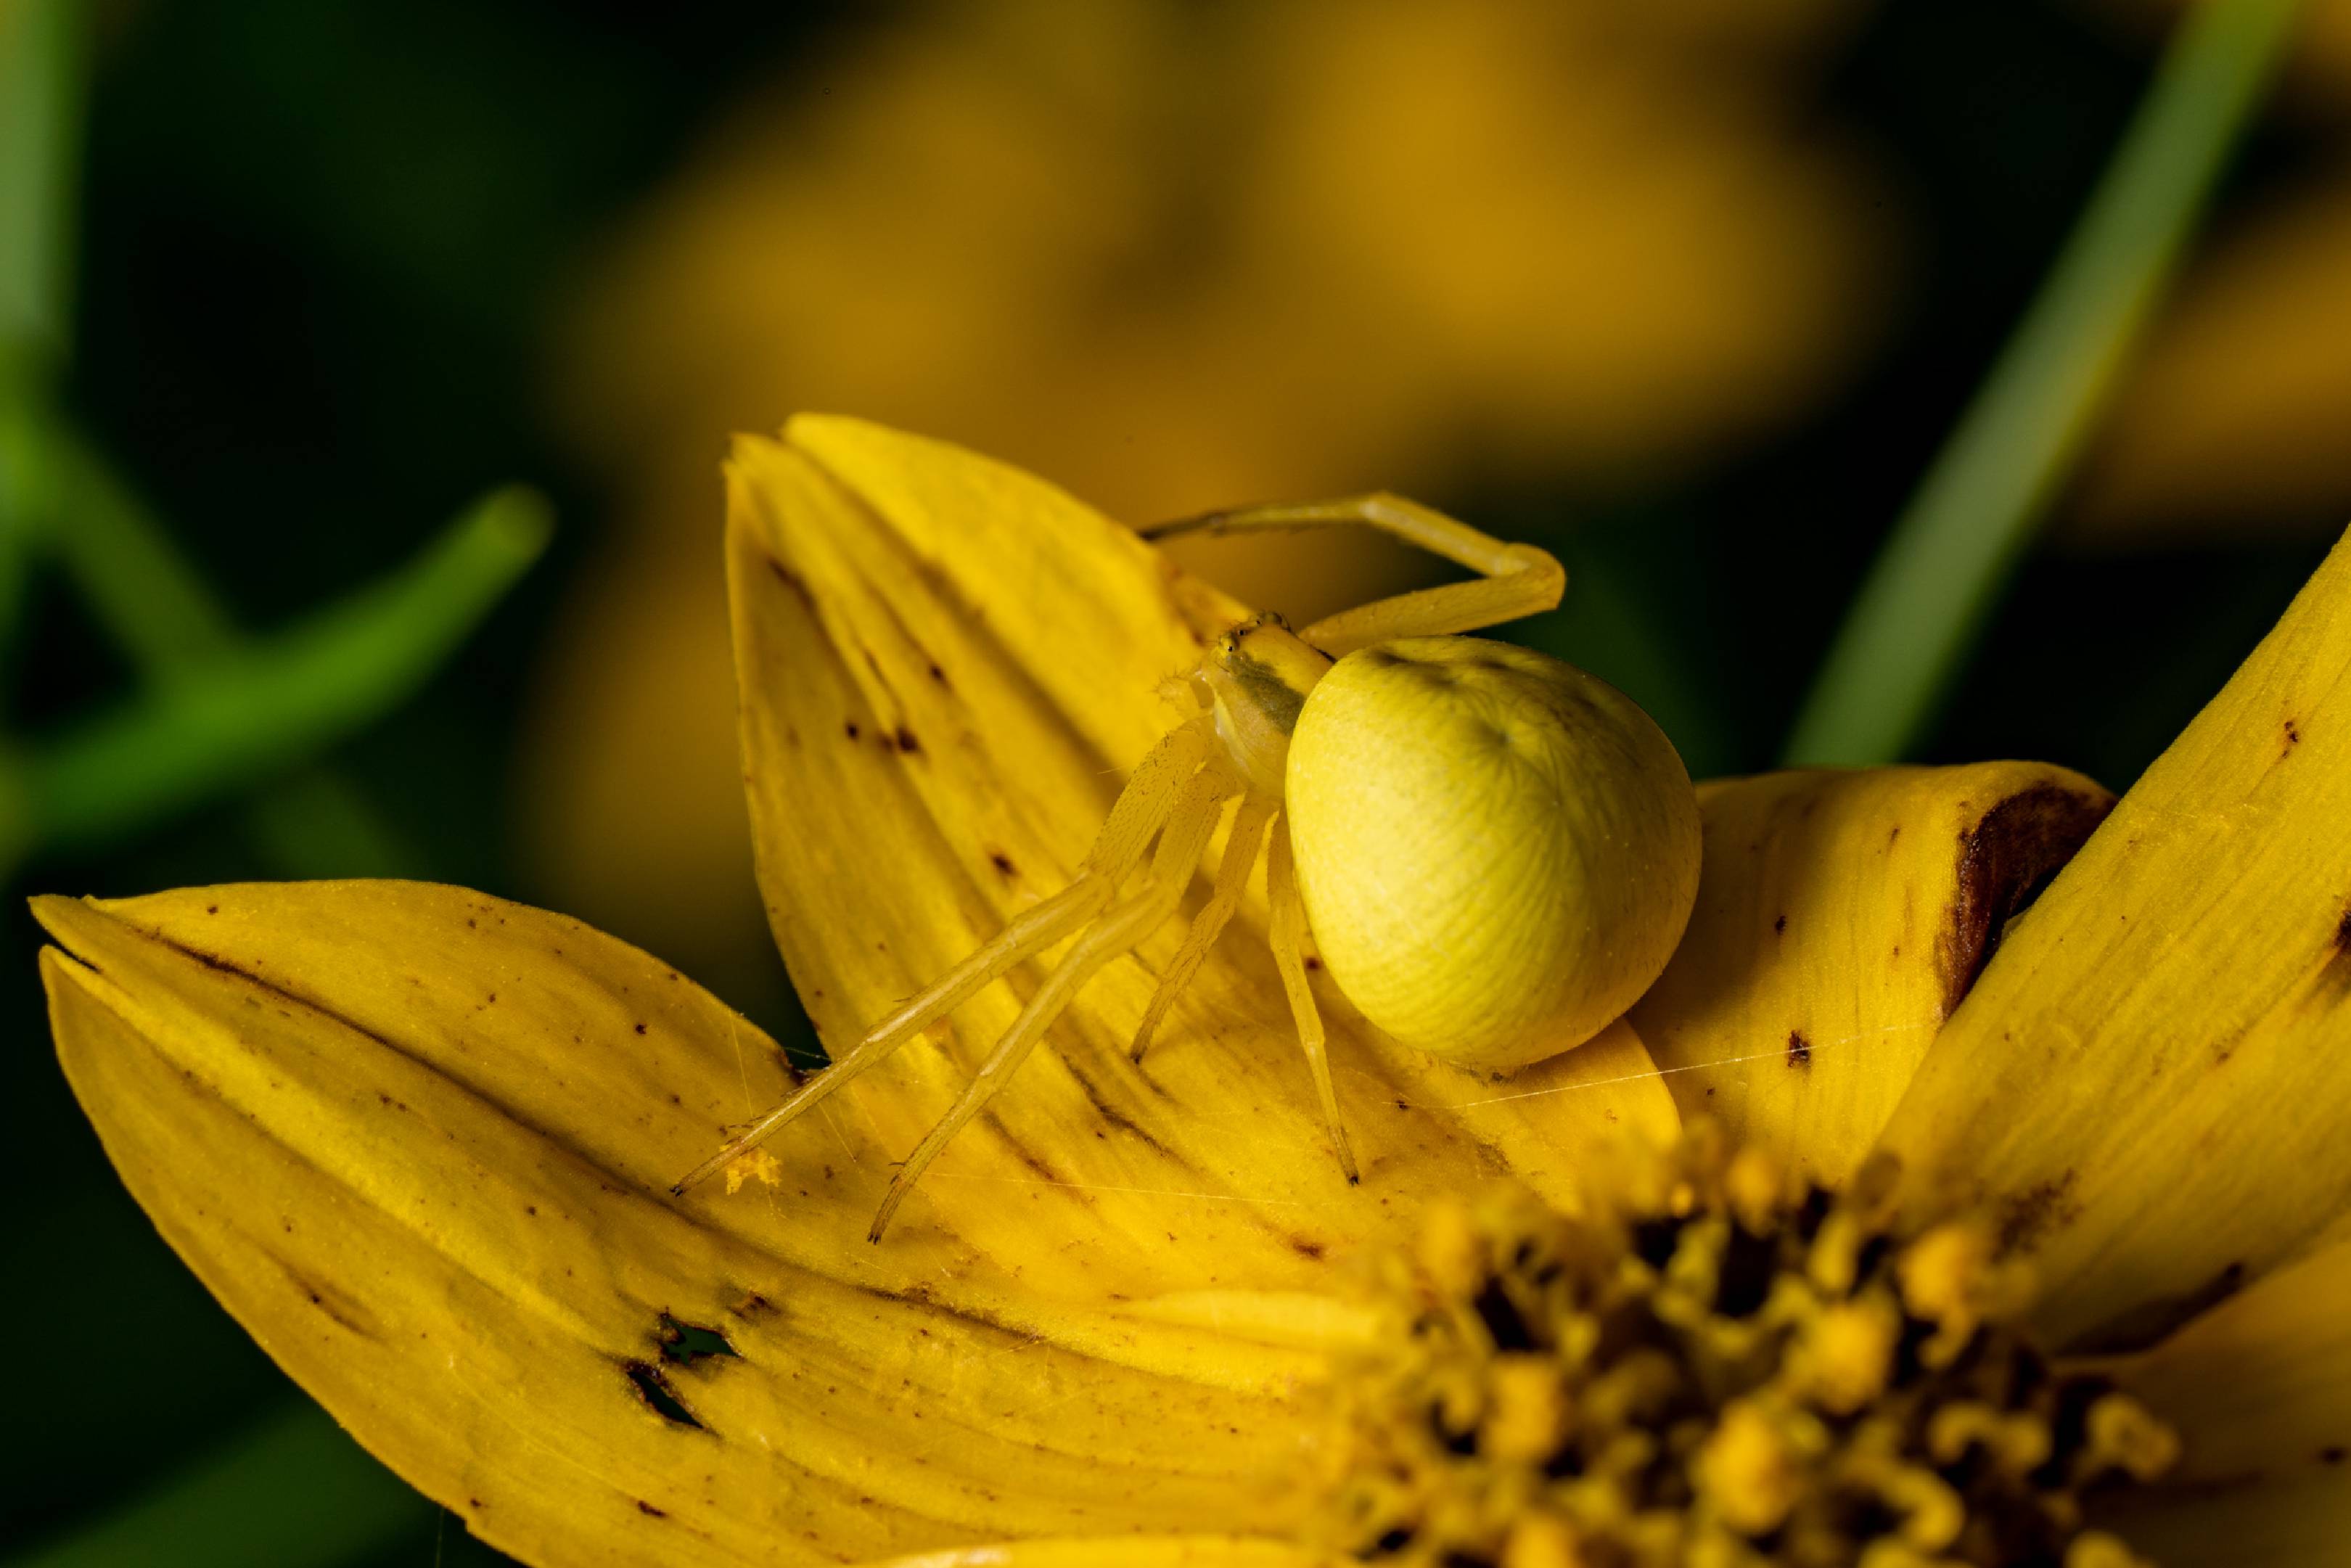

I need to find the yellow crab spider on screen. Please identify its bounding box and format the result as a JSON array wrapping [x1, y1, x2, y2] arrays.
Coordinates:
[[673, 494, 1703, 1239]]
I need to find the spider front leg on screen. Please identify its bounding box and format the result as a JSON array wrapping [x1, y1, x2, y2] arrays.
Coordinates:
[[865, 759, 1240, 1241], [1129, 792, 1276, 1062], [670, 715, 1218, 1196], [1144, 492, 1565, 654]]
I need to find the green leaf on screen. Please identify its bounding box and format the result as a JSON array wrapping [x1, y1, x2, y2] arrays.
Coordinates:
[[0, 0, 81, 363]]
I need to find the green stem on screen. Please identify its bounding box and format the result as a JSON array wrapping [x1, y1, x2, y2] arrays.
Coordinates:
[[1780, 0, 2300, 767], [3, 1401, 430, 1568], [0, 0, 83, 648], [0, 0, 81, 364], [2, 485, 550, 861]]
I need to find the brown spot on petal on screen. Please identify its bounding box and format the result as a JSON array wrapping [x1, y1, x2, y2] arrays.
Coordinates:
[[1995, 1168, 2080, 1253], [1940, 784, 2114, 1016], [621, 1361, 704, 1429], [2314, 903, 2351, 1003], [1785, 1030, 1811, 1070]]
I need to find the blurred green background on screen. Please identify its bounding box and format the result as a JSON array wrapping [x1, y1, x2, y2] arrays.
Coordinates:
[[6, 0, 2348, 1563]]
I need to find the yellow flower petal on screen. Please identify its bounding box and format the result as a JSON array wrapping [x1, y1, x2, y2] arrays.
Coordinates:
[[2114, 1234, 2351, 1483], [2093, 1236, 2351, 1565], [34, 882, 1318, 1566], [726, 415, 1678, 1285], [2100, 1479, 2351, 1568], [1872, 528, 2351, 1350], [869, 1540, 1325, 1568], [1628, 763, 2112, 1186]]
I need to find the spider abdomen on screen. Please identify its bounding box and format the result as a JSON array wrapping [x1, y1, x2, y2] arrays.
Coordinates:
[[1285, 636, 1701, 1070]]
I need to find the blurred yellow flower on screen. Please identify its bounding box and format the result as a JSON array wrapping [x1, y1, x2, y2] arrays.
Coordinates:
[[37, 420, 2351, 1566], [526, 0, 1895, 990], [2072, 0, 2351, 539], [2079, 161, 2351, 538]]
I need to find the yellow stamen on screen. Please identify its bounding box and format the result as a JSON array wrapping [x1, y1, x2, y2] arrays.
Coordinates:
[[1695, 1399, 1805, 1535], [2066, 1531, 2162, 1568], [1483, 1355, 1572, 1465], [2083, 1394, 2182, 1484], [1498, 1513, 1582, 1568], [1316, 1130, 2183, 1567], [1794, 1294, 1900, 1416]]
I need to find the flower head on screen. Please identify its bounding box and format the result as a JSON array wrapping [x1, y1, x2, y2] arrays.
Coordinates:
[[34, 420, 2351, 1565]]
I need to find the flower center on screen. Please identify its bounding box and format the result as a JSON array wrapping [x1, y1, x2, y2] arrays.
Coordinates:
[[1317, 1133, 2178, 1567]]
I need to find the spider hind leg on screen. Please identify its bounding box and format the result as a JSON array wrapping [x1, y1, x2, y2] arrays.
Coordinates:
[[1267, 815, 1358, 1183]]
